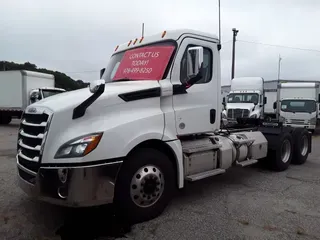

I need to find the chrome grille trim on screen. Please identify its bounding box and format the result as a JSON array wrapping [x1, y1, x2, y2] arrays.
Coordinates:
[[17, 108, 53, 176]]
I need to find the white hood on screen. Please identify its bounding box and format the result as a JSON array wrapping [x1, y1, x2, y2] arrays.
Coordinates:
[[28, 80, 161, 113], [226, 102, 255, 111]]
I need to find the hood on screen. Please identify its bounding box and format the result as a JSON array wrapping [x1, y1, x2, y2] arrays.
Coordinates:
[[29, 80, 161, 112], [226, 102, 255, 111]]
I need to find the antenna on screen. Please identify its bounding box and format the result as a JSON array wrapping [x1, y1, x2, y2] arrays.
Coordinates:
[[218, 0, 222, 50], [142, 23, 145, 37]]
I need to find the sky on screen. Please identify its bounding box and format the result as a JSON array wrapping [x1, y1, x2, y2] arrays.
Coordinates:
[[1, 0, 320, 86]]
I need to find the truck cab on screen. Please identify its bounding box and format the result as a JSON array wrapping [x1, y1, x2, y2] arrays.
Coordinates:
[[277, 82, 319, 131], [16, 29, 312, 224], [29, 87, 66, 104], [222, 77, 266, 124]]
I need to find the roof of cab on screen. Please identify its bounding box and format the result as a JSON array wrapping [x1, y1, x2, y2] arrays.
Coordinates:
[[115, 29, 219, 53]]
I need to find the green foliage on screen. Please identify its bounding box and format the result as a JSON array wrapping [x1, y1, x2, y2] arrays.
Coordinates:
[[0, 61, 89, 91]]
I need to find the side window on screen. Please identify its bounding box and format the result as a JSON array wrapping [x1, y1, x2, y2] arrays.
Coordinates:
[[180, 45, 213, 84]]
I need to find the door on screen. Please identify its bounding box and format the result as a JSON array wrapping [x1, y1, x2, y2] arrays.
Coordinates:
[[171, 37, 218, 136]]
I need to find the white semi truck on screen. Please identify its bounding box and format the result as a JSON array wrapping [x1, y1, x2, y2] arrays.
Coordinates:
[[270, 82, 320, 132], [222, 77, 266, 124], [16, 29, 312, 224], [0, 70, 65, 124]]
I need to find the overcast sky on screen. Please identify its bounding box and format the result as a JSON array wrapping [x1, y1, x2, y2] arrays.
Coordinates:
[[1, 0, 320, 86]]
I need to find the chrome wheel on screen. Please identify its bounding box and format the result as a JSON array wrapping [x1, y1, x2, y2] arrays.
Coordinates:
[[281, 139, 291, 163], [300, 135, 308, 157], [130, 165, 165, 208]]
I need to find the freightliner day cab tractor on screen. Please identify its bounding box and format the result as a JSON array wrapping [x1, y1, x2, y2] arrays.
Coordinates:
[[16, 29, 312, 224], [222, 77, 266, 124]]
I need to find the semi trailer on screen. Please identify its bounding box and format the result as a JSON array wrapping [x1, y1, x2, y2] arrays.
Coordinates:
[[0, 70, 65, 124], [16, 29, 312, 224]]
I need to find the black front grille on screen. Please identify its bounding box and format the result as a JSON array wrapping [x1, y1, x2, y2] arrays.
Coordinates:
[[17, 111, 51, 175], [227, 109, 250, 119], [18, 155, 40, 173], [18, 169, 36, 184]]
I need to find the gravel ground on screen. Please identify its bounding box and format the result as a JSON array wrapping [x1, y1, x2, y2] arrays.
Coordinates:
[[1, 120, 320, 240]]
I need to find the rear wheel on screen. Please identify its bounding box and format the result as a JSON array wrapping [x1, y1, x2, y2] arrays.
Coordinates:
[[114, 148, 176, 224], [291, 128, 309, 165], [268, 132, 293, 171]]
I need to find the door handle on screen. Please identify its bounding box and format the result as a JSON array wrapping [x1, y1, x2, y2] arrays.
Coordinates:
[[210, 109, 216, 124]]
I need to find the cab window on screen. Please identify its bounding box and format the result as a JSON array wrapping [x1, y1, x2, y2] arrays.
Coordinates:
[[180, 45, 213, 84]]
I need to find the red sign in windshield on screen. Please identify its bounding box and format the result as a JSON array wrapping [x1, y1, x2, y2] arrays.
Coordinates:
[[112, 45, 175, 81]]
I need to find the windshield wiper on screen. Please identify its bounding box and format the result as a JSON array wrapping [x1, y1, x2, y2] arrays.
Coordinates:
[[112, 78, 132, 82]]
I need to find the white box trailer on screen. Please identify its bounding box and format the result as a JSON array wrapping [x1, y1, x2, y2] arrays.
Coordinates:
[[277, 82, 319, 131], [0, 70, 65, 124]]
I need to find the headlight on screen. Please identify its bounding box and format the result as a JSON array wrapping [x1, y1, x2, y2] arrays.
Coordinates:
[[54, 132, 103, 159], [222, 113, 227, 119], [310, 117, 317, 124], [250, 114, 257, 118]]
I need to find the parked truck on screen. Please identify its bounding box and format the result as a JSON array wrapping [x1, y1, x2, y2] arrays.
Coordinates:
[[268, 82, 320, 132], [16, 29, 312, 224], [0, 70, 65, 124], [222, 77, 267, 124]]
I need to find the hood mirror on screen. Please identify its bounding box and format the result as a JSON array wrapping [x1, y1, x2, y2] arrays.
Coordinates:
[[89, 79, 105, 94]]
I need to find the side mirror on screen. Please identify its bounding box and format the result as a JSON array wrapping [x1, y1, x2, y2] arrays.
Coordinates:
[[187, 46, 204, 80], [100, 68, 106, 79], [273, 101, 277, 110], [89, 79, 105, 94], [263, 97, 267, 105]]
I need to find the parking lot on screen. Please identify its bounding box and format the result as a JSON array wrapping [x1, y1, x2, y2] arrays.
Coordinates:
[[1, 120, 320, 240]]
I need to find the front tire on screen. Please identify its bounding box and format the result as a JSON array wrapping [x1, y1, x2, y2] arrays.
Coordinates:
[[114, 148, 176, 224]]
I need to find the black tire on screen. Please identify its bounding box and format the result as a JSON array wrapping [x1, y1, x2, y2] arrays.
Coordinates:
[[0, 115, 12, 125], [268, 132, 293, 171], [114, 148, 176, 224], [291, 128, 310, 165]]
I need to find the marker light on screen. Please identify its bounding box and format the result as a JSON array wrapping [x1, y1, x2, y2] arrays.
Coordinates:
[[133, 38, 138, 45], [139, 37, 144, 43], [162, 30, 167, 38], [128, 40, 132, 46], [114, 45, 119, 51]]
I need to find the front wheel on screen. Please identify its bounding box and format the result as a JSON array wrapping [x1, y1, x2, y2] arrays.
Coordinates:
[[114, 148, 176, 224]]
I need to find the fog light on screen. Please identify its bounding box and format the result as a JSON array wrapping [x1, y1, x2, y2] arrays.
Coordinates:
[[57, 168, 68, 184]]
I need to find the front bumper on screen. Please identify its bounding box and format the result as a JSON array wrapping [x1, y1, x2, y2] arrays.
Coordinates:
[[283, 123, 316, 130], [17, 156, 122, 207]]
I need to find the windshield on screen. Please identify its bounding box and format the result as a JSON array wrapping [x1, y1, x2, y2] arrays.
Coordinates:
[[281, 99, 316, 113], [227, 93, 259, 104], [102, 41, 176, 83], [42, 90, 65, 98]]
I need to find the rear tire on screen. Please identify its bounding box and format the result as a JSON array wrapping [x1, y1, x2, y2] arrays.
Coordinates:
[[114, 148, 176, 224], [291, 128, 309, 165], [268, 132, 293, 171]]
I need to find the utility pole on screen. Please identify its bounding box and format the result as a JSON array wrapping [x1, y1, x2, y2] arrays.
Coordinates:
[[277, 54, 282, 84], [231, 28, 239, 80]]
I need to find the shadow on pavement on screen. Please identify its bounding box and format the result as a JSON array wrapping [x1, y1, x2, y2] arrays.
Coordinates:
[[56, 204, 132, 240]]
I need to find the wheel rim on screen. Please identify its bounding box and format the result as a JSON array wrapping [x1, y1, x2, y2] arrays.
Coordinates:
[[130, 165, 165, 208], [281, 139, 291, 163], [300, 135, 308, 156]]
